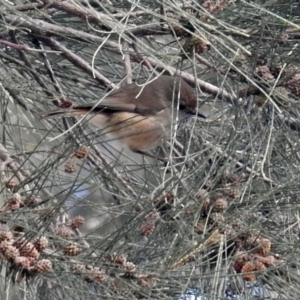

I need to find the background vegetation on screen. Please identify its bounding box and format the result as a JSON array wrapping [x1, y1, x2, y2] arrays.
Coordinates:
[[0, 0, 300, 299]]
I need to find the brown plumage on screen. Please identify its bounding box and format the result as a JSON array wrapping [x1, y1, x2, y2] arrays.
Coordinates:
[[41, 75, 205, 159]]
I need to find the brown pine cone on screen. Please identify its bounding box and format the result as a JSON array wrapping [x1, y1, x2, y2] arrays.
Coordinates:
[[65, 158, 76, 173], [2, 245, 20, 260], [33, 236, 49, 252], [240, 261, 256, 282], [4, 179, 18, 191], [54, 225, 75, 238], [0, 231, 13, 242], [19, 242, 40, 260], [24, 196, 41, 207], [14, 256, 35, 271], [69, 216, 85, 229], [182, 36, 211, 58], [74, 146, 89, 159], [63, 244, 81, 256], [34, 259, 52, 273], [212, 198, 228, 212]]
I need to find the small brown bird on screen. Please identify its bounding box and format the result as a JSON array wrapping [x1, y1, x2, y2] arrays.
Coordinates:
[[41, 75, 205, 160]]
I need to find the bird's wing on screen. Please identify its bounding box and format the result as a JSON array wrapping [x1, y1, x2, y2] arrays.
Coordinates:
[[73, 100, 137, 113], [41, 79, 171, 119], [74, 83, 167, 115]]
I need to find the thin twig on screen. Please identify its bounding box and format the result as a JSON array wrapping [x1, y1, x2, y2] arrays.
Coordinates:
[[39, 37, 116, 88], [122, 42, 132, 84], [169, 230, 222, 269]]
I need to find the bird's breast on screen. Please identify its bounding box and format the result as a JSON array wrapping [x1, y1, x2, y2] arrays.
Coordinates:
[[88, 111, 171, 151]]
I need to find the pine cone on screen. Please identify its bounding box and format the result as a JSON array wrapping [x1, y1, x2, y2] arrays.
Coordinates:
[[107, 253, 127, 265], [4, 179, 18, 191], [5, 194, 24, 210], [63, 244, 81, 256], [65, 158, 76, 173], [54, 225, 75, 238], [14, 256, 35, 271], [182, 36, 211, 58], [74, 146, 89, 159], [140, 223, 155, 236], [233, 252, 249, 273], [3, 245, 20, 260], [33, 236, 49, 252], [212, 198, 228, 212], [34, 259, 52, 273], [24, 196, 41, 207], [255, 238, 271, 256], [19, 242, 40, 259], [240, 261, 256, 282], [71, 263, 86, 274], [85, 270, 108, 283], [0, 231, 13, 242], [124, 261, 136, 271], [70, 216, 85, 229], [13, 237, 27, 249]]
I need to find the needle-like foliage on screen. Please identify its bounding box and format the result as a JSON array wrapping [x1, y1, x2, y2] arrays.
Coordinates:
[[0, 0, 300, 299]]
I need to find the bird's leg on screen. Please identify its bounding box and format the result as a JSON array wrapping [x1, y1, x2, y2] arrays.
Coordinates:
[[134, 148, 174, 173], [157, 146, 171, 167], [134, 150, 168, 162]]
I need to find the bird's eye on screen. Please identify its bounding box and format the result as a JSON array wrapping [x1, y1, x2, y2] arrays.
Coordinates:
[[179, 104, 186, 110]]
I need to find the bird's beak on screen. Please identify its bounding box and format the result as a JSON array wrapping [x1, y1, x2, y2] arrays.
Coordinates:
[[196, 111, 206, 119], [188, 110, 206, 119]]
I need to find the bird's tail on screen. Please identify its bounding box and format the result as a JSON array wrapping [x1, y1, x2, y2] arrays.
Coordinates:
[[40, 108, 87, 119]]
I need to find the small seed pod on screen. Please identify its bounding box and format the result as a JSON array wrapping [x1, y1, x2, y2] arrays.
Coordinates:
[[212, 198, 228, 212], [4, 179, 18, 191], [0, 231, 13, 242], [74, 146, 89, 159], [69, 216, 85, 229], [33, 236, 49, 252], [34, 259, 52, 273], [182, 36, 211, 58], [65, 158, 76, 173], [63, 244, 81, 256], [19, 242, 40, 260]]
